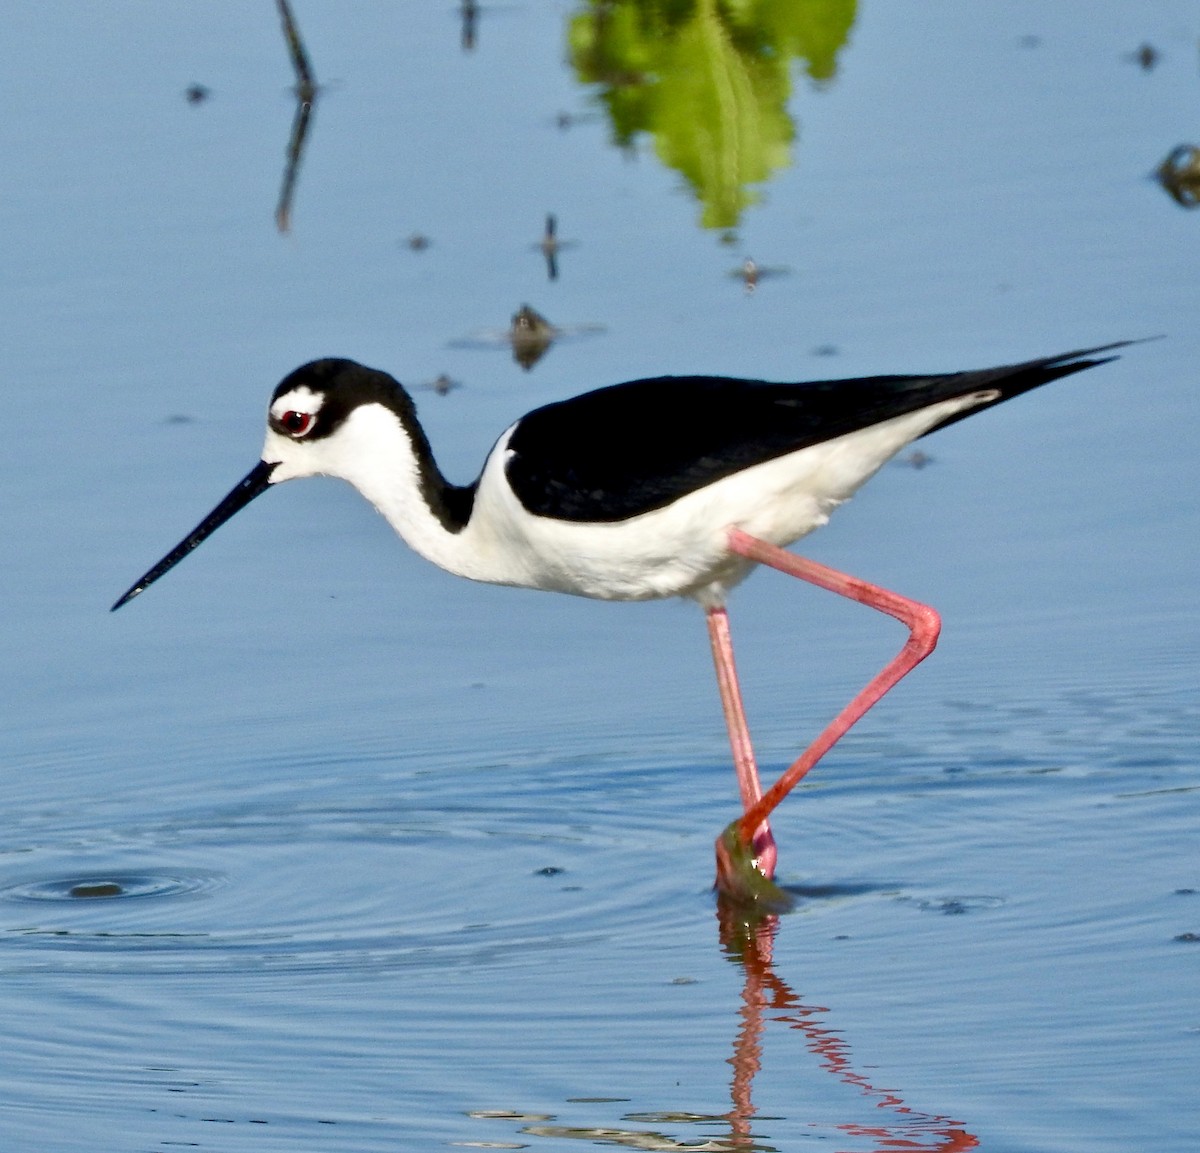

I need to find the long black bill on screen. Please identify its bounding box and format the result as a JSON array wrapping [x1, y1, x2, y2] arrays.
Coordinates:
[[111, 459, 278, 611]]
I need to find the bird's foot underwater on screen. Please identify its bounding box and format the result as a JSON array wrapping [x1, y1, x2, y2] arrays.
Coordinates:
[[714, 819, 795, 912]]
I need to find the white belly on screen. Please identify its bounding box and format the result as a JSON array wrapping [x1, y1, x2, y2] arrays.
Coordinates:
[[451, 393, 993, 605]]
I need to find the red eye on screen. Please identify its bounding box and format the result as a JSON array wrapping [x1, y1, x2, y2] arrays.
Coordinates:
[[281, 410, 314, 436]]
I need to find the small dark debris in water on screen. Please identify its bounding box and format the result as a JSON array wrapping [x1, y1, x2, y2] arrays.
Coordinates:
[[1157, 145, 1200, 207], [451, 304, 603, 371], [163, 413, 195, 425], [535, 213, 577, 281], [911, 894, 1004, 915], [833, 933, 850, 940], [403, 232, 431, 251], [729, 257, 790, 293], [1175, 888, 1197, 896], [1128, 43, 1159, 70], [896, 449, 934, 470], [184, 84, 211, 105], [511, 302, 554, 334], [69, 881, 124, 899], [508, 304, 558, 370], [418, 373, 460, 396], [534, 866, 565, 877], [1173, 931, 1200, 942], [554, 109, 599, 130], [811, 343, 839, 357]]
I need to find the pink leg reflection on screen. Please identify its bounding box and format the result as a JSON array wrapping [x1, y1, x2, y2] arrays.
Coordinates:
[[718, 899, 978, 1151]]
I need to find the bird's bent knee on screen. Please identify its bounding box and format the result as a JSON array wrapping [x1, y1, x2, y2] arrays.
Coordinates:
[[913, 603, 942, 648]]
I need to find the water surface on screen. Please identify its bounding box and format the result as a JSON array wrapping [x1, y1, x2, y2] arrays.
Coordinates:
[[1, 3, 1198, 1150]]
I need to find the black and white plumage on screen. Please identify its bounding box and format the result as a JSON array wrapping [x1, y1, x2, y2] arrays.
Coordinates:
[[113, 341, 1126, 611], [112, 341, 1130, 899]]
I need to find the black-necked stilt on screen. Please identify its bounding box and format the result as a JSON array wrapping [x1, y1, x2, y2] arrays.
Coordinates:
[[112, 342, 1131, 900]]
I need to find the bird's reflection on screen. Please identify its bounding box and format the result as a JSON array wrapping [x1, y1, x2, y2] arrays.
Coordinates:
[[717, 895, 979, 1152], [472, 898, 981, 1150]]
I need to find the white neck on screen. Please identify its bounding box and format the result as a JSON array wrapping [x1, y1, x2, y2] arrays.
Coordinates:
[[265, 404, 488, 581]]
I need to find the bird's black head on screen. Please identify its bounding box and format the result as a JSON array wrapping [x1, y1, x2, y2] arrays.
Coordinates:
[[267, 359, 419, 444]]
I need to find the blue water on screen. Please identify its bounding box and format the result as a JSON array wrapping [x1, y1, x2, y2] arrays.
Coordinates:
[[2, 3, 1198, 1150]]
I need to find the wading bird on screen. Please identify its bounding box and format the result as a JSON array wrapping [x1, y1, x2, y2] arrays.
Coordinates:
[[113, 343, 1129, 902]]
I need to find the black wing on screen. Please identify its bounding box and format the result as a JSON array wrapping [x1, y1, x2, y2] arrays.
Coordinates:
[[503, 343, 1129, 522]]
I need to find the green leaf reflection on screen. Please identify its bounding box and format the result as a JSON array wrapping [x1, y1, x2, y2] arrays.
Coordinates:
[[568, 0, 856, 231]]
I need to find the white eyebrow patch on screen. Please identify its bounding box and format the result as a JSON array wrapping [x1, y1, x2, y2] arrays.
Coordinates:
[[270, 386, 325, 421]]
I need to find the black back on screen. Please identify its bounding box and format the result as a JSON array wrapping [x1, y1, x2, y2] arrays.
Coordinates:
[[504, 344, 1127, 522]]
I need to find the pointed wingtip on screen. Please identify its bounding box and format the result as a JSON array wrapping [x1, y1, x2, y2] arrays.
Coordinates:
[[1064, 335, 1164, 362]]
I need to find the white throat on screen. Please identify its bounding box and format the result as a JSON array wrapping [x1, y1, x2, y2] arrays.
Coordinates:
[[263, 403, 484, 578]]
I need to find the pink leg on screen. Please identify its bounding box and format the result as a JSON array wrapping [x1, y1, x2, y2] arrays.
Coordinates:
[[715, 527, 942, 894], [706, 607, 778, 878]]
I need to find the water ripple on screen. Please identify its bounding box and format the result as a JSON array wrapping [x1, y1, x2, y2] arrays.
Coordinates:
[[0, 869, 224, 904]]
